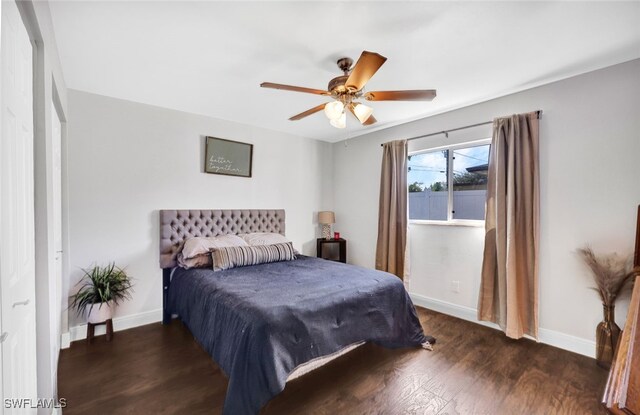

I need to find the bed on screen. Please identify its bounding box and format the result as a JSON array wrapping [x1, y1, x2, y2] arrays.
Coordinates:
[[159, 209, 433, 414]]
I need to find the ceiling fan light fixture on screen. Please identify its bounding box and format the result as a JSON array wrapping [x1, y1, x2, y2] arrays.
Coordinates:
[[324, 101, 344, 120], [262, 50, 437, 128], [329, 111, 346, 129], [353, 103, 373, 124]]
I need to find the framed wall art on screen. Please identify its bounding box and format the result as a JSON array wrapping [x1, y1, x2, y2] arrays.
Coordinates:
[[204, 136, 253, 178]]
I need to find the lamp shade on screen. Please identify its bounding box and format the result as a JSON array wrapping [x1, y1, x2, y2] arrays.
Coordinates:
[[318, 211, 335, 224], [329, 111, 346, 129], [324, 101, 344, 120], [353, 103, 373, 124]]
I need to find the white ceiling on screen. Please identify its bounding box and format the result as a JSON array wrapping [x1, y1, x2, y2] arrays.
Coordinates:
[[49, 1, 640, 143]]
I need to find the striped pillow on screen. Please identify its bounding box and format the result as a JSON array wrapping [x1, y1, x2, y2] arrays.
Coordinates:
[[211, 242, 297, 271]]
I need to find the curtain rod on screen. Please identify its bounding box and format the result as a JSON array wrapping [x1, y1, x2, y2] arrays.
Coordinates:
[[380, 110, 542, 147]]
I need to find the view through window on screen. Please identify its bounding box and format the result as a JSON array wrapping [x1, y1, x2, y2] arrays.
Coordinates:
[[408, 142, 490, 221]]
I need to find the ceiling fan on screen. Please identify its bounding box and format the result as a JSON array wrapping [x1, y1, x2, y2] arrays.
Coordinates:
[[260, 51, 437, 129]]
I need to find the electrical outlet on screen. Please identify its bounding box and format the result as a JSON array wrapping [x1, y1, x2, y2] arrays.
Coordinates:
[[451, 280, 460, 293]]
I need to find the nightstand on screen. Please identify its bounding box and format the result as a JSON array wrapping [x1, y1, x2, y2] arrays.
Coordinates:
[[316, 238, 346, 263]]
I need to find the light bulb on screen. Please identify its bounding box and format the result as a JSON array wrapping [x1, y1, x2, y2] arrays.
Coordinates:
[[353, 103, 373, 124], [324, 101, 344, 121], [329, 111, 346, 129]]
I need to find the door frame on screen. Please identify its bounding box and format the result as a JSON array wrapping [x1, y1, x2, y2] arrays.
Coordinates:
[[52, 83, 70, 349], [15, 0, 70, 406], [32, 52, 70, 407]]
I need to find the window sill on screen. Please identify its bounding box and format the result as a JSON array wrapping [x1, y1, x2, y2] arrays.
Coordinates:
[[409, 220, 485, 228]]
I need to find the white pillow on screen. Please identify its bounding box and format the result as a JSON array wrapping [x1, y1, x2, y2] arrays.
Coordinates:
[[181, 234, 248, 259], [240, 232, 290, 246]]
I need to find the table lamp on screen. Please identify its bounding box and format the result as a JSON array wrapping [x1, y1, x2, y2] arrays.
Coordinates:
[[318, 211, 335, 240]]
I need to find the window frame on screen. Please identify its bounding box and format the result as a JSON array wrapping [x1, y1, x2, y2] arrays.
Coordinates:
[[408, 138, 492, 227]]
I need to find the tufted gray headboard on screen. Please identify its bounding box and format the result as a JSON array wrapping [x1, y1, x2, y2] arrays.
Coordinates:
[[159, 209, 285, 268]]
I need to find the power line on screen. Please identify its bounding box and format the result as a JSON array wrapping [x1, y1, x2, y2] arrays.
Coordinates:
[[408, 163, 446, 168], [453, 151, 488, 163], [408, 167, 446, 173], [408, 166, 445, 170]]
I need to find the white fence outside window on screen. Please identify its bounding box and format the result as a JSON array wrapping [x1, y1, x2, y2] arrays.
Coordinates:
[[409, 189, 486, 221]]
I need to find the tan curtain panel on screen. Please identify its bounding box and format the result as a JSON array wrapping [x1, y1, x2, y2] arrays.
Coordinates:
[[478, 112, 540, 339], [375, 140, 408, 280]]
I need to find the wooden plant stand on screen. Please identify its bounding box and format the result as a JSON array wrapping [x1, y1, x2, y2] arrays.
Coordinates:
[[86, 318, 114, 344]]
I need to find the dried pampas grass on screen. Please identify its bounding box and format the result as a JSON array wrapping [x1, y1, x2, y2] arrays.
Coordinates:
[[578, 247, 633, 306]]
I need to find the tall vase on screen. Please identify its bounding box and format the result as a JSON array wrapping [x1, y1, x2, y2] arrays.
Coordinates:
[[596, 304, 621, 369]]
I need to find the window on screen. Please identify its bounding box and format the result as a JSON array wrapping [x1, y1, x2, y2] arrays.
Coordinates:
[[408, 140, 490, 223]]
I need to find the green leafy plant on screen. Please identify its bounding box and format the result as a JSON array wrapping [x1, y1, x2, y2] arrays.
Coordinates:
[[430, 181, 445, 192], [69, 263, 133, 316], [409, 181, 424, 192]]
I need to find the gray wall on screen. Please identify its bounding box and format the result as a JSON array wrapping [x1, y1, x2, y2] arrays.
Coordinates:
[[66, 90, 334, 329], [332, 58, 640, 356]]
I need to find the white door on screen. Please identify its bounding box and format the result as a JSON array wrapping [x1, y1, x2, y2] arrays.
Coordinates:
[[50, 100, 63, 392], [0, 0, 38, 413]]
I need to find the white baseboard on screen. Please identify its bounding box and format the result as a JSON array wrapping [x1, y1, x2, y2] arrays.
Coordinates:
[[536, 327, 596, 359], [61, 308, 163, 347], [410, 292, 596, 359], [60, 332, 70, 349]]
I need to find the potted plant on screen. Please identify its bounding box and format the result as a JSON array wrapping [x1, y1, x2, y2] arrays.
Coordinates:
[[578, 247, 633, 369], [70, 263, 133, 324]]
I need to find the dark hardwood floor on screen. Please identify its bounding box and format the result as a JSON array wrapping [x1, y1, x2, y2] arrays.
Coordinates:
[[58, 308, 608, 414]]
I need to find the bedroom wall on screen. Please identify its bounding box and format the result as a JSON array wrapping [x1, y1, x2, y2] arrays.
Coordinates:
[[332, 58, 640, 357], [65, 90, 333, 332]]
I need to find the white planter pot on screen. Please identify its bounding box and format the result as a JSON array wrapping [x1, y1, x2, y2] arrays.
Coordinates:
[[86, 301, 114, 324]]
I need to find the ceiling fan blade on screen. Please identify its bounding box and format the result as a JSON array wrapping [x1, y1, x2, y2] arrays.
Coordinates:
[[289, 103, 327, 121], [261, 82, 329, 96], [347, 103, 377, 125], [363, 114, 377, 125], [364, 90, 437, 101], [345, 51, 387, 91]]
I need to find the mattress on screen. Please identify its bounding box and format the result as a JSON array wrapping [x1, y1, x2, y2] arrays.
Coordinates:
[[167, 255, 431, 414]]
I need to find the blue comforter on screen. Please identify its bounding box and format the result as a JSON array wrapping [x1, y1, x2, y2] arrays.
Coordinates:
[[167, 256, 430, 414]]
